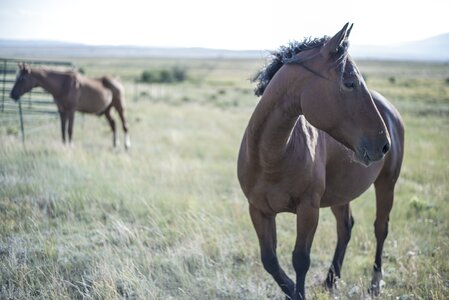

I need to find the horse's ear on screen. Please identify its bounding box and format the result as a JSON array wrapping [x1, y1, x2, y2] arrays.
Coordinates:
[[23, 63, 31, 74], [346, 23, 354, 39], [17, 62, 30, 73], [321, 23, 352, 56]]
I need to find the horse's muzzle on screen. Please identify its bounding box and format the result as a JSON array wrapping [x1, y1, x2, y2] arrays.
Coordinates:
[[355, 138, 390, 167], [10, 91, 20, 101]]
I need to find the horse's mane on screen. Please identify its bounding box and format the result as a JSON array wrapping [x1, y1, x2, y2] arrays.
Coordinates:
[[252, 36, 330, 97]]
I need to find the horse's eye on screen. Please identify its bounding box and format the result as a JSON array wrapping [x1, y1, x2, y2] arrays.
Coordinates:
[[343, 81, 355, 90]]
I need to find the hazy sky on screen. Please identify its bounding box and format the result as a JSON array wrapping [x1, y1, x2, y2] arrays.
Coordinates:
[[1, 0, 448, 50]]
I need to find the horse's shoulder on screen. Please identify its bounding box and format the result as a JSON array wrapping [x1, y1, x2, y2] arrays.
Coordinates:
[[60, 71, 80, 93], [291, 116, 324, 148], [71, 71, 81, 84]]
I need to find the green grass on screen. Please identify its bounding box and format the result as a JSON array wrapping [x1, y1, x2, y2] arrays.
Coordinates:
[[1, 58, 448, 299]]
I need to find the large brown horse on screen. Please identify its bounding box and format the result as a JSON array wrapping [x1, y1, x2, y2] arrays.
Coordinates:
[[238, 23, 404, 299], [10, 64, 130, 148]]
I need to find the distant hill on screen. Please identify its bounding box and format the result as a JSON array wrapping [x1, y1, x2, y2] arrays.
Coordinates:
[[0, 40, 266, 59], [351, 33, 449, 61], [1, 33, 448, 61]]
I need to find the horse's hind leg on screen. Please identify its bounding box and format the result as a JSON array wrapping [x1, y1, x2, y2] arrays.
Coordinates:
[[116, 104, 130, 149], [370, 178, 395, 296], [325, 203, 354, 289], [104, 107, 117, 147], [249, 204, 295, 299]]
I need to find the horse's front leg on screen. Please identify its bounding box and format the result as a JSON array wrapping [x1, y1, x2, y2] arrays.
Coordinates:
[[370, 179, 395, 296], [59, 111, 67, 144], [67, 110, 75, 146], [249, 204, 295, 299], [292, 199, 319, 300]]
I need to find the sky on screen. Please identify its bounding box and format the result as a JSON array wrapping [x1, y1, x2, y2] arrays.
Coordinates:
[[1, 0, 448, 50]]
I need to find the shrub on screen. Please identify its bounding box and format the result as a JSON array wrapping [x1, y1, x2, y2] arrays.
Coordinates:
[[172, 66, 187, 82], [140, 67, 187, 84], [6, 126, 18, 135], [140, 70, 159, 83], [159, 70, 173, 83], [388, 76, 396, 84]]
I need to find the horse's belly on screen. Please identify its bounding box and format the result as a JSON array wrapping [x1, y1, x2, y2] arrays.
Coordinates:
[[77, 85, 112, 114]]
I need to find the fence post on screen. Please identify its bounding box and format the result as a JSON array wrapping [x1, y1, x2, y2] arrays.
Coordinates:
[[28, 89, 32, 109], [18, 99, 25, 143], [1, 59, 6, 112]]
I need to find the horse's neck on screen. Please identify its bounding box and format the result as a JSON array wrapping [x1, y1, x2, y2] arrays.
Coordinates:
[[246, 70, 304, 166], [32, 69, 65, 98]]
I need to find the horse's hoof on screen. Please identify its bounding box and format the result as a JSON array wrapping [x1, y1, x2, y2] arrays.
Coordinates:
[[369, 283, 384, 296], [323, 272, 337, 291], [323, 279, 336, 290], [368, 286, 380, 297], [124, 134, 131, 149], [368, 280, 384, 297], [369, 268, 384, 296]]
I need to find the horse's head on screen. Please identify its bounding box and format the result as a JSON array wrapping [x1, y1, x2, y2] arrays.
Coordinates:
[[293, 23, 390, 166], [10, 63, 36, 101]]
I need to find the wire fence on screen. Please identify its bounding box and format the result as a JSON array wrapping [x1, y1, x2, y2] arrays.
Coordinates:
[[0, 58, 76, 143]]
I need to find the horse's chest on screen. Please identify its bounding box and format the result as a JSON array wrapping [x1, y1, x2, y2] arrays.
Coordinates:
[[249, 169, 321, 214], [248, 185, 294, 214]]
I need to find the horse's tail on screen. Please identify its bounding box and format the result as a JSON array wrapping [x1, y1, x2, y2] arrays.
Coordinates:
[[101, 76, 125, 107], [101, 76, 130, 148]]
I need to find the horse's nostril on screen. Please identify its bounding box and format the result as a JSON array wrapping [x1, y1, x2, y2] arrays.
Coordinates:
[[382, 142, 390, 154]]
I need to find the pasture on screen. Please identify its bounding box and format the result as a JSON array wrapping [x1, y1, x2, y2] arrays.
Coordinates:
[[0, 57, 448, 299]]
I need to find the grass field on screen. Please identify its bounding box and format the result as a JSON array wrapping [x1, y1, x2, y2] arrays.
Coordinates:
[[1, 57, 448, 299]]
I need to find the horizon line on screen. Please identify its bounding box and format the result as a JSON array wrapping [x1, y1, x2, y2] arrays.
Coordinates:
[[1, 31, 448, 51]]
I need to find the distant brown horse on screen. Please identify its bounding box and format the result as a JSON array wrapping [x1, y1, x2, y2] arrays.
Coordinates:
[[10, 63, 130, 148], [238, 23, 404, 299]]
